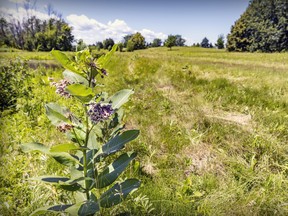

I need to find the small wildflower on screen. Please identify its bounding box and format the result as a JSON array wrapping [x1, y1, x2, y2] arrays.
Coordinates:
[[87, 102, 114, 124], [88, 61, 97, 68], [51, 79, 72, 98], [101, 68, 108, 76], [56, 123, 74, 133]]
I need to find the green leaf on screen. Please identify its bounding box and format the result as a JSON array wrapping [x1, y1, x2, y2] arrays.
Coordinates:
[[52, 152, 79, 166], [51, 50, 84, 76], [97, 130, 139, 160], [50, 143, 79, 152], [59, 184, 81, 192], [100, 179, 140, 208], [109, 89, 134, 109], [78, 200, 100, 216], [45, 103, 71, 126], [95, 152, 137, 188], [66, 84, 94, 102], [96, 44, 118, 68], [21, 142, 79, 167], [21, 142, 49, 154], [30, 204, 73, 216], [36, 176, 70, 183], [32, 176, 83, 191], [63, 69, 88, 86], [66, 200, 100, 216], [87, 129, 101, 150]]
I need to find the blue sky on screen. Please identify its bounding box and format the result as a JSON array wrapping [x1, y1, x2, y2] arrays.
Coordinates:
[[0, 0, 250, 45]]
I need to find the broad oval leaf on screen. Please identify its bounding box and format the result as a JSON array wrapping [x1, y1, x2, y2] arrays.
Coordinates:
[[21, 142, 78, 166], [63, 69, 88, 86], [66, 84, 93, 102], [109, 89, 134, 109], [66, 200, 100, 216], [30, 204, 73, 216], [96, 44, 118, 68], [97, 130, 139, 160], [50, 143, 79, 152], [52, 152, 79, 166], [21, 142, 49, 154], [100, 179, 140, 208], [45, 103, 71, 126], [51, 50, 84, 76], [95, 152, 137, 189], [36, 176, 70, 183]]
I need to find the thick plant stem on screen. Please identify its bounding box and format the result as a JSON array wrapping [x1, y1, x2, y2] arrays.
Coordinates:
[[83, 149, 90, 200], [84, 105, 90, 200]]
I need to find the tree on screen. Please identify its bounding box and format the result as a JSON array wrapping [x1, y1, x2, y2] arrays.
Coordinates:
[[95, 41, 103, 50], [215, 34, 225, 49], [227, 0, 288, 52], [126, 40, 135, 52], [200, 37, 210, 48], [130, 32, 146, 50], [76, 39, 87, 51], [164, 35, 176, 50], [175, 35, 186, 46], [152, 38, 162, 47], [103, 38, 115, 50], [123, 34, 133, 47]]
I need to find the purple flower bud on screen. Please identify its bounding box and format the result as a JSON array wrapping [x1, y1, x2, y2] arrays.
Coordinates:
[[87, 102, 114, 124], [101, 68, 108, 76], [51, 79, 72, 98], [56, 123, 74, 133]]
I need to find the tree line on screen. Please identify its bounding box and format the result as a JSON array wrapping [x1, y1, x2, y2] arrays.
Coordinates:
[[2, 0, 286, 53], [0, 16, 74, 51]]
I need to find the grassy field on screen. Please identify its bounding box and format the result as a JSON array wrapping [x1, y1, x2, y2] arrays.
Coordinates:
[[1, 47, 288, 215]]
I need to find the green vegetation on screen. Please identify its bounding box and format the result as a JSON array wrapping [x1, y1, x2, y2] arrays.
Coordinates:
[[1, 47, 288, 215], [0, 16, 74, 51], [227, 0, 288, 52]]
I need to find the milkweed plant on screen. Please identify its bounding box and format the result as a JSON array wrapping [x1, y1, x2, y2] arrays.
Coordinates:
[[21, 45, 141, 215]]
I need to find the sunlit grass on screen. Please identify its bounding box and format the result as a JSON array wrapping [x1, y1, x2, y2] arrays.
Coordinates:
[[1, 47, 288, 215]]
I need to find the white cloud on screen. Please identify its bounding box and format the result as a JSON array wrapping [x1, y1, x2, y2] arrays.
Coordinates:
[[9, 0, 26, 3], [0, 6, 57, 22], [0, 6, 168, 45], [66, 14, 167, 45]]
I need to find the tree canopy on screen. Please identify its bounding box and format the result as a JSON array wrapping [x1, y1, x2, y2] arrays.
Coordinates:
[[0, 16, 74, 51], [201, 37, 210, 48], [103, 38, 115, 50], [215, 34, 225, 49], [152, 38, 162, 47], [227, 0, 288, 52]]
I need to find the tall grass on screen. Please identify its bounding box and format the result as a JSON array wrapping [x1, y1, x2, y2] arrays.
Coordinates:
[[1, 47, 288, 215]]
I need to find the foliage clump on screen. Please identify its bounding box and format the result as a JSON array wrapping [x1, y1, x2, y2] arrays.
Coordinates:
[[0, 59, 31, 112], [227, 0, 288, 52]]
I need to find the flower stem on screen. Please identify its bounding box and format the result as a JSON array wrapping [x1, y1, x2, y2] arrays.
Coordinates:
[[84, 105, 90, 200]]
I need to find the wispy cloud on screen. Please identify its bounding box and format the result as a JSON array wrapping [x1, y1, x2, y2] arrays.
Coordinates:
[[66, 14, 167, 45], [8, 0, 26, 3], [0, 5, 168, 45], [0, 6, 57, 21]]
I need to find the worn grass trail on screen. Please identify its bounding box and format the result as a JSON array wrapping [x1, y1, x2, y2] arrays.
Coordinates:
[[1, 47, 288, 215]]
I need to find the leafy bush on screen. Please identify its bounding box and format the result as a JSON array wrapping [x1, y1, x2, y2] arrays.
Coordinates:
[[0, 58, 31, 112]]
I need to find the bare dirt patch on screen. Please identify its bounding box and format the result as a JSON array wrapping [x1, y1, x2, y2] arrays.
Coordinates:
[[205, 109, 253, 129], [181, 142, 225, 176]]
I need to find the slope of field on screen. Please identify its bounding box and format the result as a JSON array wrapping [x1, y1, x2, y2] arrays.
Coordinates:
[[1, 47, 288, 215]]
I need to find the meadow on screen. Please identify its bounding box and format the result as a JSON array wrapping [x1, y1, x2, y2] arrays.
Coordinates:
[[1, 47, 288, 215]]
